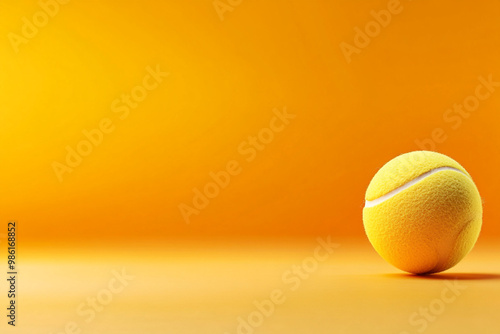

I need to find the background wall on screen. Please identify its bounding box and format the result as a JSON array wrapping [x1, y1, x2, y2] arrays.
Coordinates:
[[1, 0, 499, 245]]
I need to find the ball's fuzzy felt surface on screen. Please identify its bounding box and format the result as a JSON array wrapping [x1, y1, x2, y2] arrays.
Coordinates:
[[363, 151, 482, 274]]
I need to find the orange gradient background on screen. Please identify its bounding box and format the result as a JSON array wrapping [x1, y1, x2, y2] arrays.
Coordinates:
[[0, 1, 500, 333], [1, 1, 500, 243], [2, 0, 500, 243]]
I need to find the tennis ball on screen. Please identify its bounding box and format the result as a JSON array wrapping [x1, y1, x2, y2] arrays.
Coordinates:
[[363, 151, 482, 274]]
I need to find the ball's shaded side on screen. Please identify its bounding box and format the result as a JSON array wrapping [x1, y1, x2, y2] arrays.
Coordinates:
[[363, 151, 482, 274]]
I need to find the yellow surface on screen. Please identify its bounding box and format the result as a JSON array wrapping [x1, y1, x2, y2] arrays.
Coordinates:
[[2, 239, 499, 334]]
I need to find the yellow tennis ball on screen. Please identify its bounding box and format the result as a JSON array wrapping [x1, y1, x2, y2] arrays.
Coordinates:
[[363, 151, 482, 274]]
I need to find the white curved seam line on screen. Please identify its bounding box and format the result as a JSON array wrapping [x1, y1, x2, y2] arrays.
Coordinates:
[[364, 167, 468, 208]]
